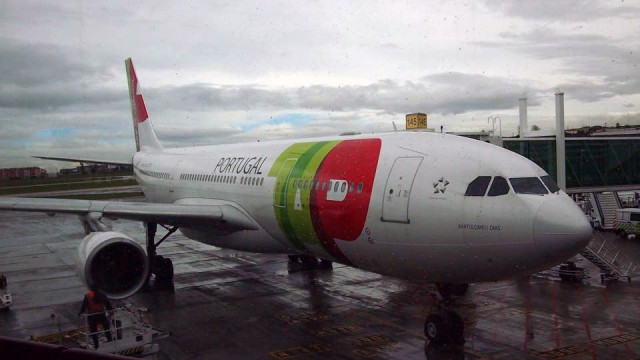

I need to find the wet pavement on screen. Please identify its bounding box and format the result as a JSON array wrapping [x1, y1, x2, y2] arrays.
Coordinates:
[[1, 208, 640, 359]]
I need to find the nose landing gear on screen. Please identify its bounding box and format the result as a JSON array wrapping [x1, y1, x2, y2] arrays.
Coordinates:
[[423, 283, 468, 345]]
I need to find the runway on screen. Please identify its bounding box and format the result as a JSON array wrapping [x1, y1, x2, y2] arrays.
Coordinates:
[[1, 207, 640, 359]]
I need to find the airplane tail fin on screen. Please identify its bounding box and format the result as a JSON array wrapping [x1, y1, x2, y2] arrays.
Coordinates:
[[125, 58, 163, 152]]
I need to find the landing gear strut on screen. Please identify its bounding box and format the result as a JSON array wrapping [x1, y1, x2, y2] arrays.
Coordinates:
[[423, 283, 468, 345], [145, 222, 178, 284]]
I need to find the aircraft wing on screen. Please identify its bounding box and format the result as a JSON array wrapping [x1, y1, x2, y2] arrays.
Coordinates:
[[33, 155, 132, 166], [0, 197, 258, 232]]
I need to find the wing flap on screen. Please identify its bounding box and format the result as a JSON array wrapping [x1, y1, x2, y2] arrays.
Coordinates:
[[0, 197, 258, 232]]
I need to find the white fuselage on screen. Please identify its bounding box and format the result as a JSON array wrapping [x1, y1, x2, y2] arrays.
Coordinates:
[[132, 131, 592, 283]]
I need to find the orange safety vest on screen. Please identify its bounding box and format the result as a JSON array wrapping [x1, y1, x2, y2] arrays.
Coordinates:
[[86, 291, 106, 314]]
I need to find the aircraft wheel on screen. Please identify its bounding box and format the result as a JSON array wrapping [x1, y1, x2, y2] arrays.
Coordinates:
[[161, 258, 174, 281], [154, 256, 174, 281], [320, 259, 333, 269], [446, 311, 465, 344], [300, 255, 318, 267], [559, 264, 571, 281], [451, 284, 469, 297], [424, 314, 447, 344]]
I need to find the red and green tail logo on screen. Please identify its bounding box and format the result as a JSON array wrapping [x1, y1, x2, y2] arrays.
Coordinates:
[[269, 139, 382, 264]]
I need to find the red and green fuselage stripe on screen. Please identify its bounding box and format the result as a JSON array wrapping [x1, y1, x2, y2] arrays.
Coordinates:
[[269, 138, 382, 265]]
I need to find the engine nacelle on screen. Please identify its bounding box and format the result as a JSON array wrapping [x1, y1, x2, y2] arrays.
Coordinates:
[[76, 231, 149, 299]]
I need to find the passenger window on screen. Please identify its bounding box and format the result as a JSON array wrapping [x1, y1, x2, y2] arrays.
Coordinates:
[[349, 182, 354, 193], [333, 182, 339, 192], [509, 177, 548, 195], [357, 182, 363, 193], [341, 182, 346, 192], [487, 177, 509, 196], [304, 180, 309, 189], [260, 178, 264, 186], [465, 176, 492, 196], [322, 182, 327, 191], [541, 175, 560, 193]]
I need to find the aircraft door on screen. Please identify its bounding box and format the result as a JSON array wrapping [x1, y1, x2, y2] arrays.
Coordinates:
[[273, 158, 298, 208], [382, 157, 423, 223]]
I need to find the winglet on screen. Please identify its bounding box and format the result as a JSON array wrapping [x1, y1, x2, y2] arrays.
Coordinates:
[[125, 58, 162, 152]]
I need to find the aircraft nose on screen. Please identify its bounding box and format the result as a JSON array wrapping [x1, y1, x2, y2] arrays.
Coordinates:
[[533, 195, 592, 260]]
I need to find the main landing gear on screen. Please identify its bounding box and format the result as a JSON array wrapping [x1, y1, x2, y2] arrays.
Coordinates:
[[145, 222, 178, 284], [287, 255, 333, 271], [423, 283, 468, 345]]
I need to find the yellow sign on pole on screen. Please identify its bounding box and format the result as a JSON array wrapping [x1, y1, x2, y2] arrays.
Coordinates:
[[405, 113, 427, 129]]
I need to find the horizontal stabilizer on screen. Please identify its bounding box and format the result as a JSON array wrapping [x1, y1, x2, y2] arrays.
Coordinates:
[[33, 156, 132, 166]]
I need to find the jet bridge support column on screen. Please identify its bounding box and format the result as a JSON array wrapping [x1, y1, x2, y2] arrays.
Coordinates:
[[555, 90, 566, 191]]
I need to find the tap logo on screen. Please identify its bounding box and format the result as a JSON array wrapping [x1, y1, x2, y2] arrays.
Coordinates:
[[433, 177, 449, 194]]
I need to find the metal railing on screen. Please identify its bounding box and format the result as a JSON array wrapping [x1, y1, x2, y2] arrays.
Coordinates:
[[583, 233, 636, 277], [79, 307, 149, 353]]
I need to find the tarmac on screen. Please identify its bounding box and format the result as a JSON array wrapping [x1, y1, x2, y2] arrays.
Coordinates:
[[2, 203, 640, 359]]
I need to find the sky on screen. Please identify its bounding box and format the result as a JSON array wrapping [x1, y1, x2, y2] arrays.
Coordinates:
[[1, 0, 639, 171]]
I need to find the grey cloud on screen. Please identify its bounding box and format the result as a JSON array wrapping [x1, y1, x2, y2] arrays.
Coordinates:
[[155, 126, 243, 146], [0, 86, 124, 110], [623, 103, 634, 108], [0, 37, 123, 110], [147, 85, 292, 112], [483, 1, 640, 21], [147, 73, 533, 116], [0, 37, 108, 87], [296, 73, 534, 114], [480, 30, 640, 102]]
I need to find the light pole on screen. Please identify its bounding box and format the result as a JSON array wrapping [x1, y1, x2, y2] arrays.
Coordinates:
[[488, 115, 502, 137]]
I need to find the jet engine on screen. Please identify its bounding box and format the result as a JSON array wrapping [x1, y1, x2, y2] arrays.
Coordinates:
[[76, 231, 149, 299]]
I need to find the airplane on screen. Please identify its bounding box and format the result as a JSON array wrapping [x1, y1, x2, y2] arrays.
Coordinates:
[[0, 58, 592, 344]]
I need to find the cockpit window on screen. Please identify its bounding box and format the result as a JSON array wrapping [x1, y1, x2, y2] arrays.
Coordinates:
[[509, 177, 548, 195], [487, 176, 510, 196], [540, 175, 560, 193], [465, 176, 492, 196]]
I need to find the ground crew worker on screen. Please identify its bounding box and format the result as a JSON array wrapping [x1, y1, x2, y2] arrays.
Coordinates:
[[79, 286, 113, 349]]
